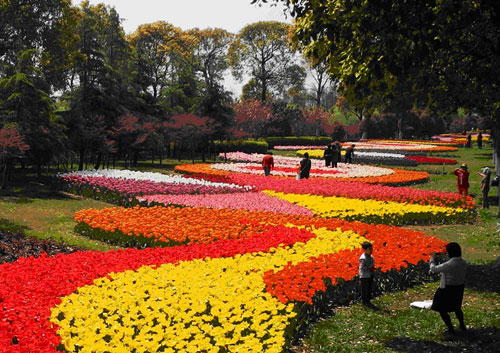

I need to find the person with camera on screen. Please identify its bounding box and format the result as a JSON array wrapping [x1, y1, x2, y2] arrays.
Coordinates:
[[477, 167, 491, 208]]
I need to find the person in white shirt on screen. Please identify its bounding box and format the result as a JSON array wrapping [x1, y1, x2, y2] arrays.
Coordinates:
[[359, 241, 375, 307], [430, 242, 467, 334]]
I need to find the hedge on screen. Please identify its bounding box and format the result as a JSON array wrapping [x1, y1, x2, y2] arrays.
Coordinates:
[[214, 139, 268, 154], [266, 136, 332, 149]]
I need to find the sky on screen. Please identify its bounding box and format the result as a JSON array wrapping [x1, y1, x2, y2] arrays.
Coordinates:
[[75, 0, 291, 35], [74, 0, 293, 97]]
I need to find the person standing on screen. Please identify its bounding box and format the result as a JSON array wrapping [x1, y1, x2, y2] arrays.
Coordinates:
[[453, 163, 470, 196], [299, 152, 312, 179], [465, 134, 472, 148], [323, 145, 333, 167], [359, 242, 375, 307], [331, 144, 339, 168], [429, 242, 467, 335], [477, 167, 491, 208], [477, 132, 483, 149], [334, 141, 342, 167], [262, 152, 274, 176], [345, 144, 355, 163]]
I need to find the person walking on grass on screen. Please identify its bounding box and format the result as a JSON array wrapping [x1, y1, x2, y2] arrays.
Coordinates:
[[332, 142, 340, 168], [453, 163, 470, 196], [430, 242, 467, 335], [261, 152, 274, 176], [477, 132, 483, 149], [359, 241, 375, 308], [477, 166, 491, 208]]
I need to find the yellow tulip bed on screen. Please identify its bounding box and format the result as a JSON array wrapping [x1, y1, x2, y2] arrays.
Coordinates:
[[263, 191, 466, 225]]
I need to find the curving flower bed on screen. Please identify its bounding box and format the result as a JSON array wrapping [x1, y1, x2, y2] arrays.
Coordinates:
[[0, 216, 447, 353], [296, 149, 456, 166], [175, 163, 430, 186], [355, 140, 458, 152], [138, 192, 314, 216]]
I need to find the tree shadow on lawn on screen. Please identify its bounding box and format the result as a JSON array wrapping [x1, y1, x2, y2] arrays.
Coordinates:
[[385, 327, 500, 353], [474, 152, 494, 160], [0, 178, 78, 202], [466, 258, 500, 295]]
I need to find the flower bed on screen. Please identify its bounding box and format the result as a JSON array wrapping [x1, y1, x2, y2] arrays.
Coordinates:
[[263, 191, 468, 225], [175, 163, 430, 186], [138, 192, 314, 215], [297, 149, 456, 166], [357, 140, 458, 152], [0, 216, 447, 353]]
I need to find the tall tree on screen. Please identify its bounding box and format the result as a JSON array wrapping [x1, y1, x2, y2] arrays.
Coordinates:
[[0, 49, 66, 175], [228, 21, 296, 102]]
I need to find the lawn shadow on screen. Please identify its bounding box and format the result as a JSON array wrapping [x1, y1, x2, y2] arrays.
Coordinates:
[[385, 327, 500, 353], [474, 152, 494, 160], [0, 218, 29, 233], [465, 258, 500, 295], [0, 178, 78, 201]]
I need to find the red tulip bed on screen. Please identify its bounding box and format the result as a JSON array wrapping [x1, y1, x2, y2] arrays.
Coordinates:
[[1, 160, 472, 353]]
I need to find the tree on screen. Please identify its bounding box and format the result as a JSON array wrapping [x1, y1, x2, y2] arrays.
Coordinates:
[[228, 21, 296, 102], [166, 114, 214, 163], [232, 99, 274, 138], [301, 107, 334, 136], [255, 0, 500, 133], [128, 21, 184, 100], [0, 126, 29, 189], [0, 49, 66, 176], [0, 0, 79, 90]]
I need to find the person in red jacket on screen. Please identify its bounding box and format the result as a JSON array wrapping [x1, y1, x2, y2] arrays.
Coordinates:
[[262, 152, 274, 176], [453, 163, 470, 196]]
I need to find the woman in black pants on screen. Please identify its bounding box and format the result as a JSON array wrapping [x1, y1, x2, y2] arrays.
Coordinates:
[[429, 242, 467, 334]]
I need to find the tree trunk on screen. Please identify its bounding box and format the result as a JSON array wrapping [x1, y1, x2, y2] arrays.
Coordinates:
[[94, 153, 102, 170], [78, 147, 85, 171], [0, 160, 8, 190]]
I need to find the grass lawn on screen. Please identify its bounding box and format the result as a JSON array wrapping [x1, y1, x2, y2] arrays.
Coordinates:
[[0, 144, 499, 352]]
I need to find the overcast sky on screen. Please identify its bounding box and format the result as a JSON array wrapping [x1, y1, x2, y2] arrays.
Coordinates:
[[74, 0, 293, 97], [75, 0, 291, 34]]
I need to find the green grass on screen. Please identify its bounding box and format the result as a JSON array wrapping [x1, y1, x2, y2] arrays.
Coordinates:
[[0, 179, 118, 251], [301, 284, 500, 353]]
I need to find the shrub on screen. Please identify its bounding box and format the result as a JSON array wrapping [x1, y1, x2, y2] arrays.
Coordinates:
[[214, 139, 268, 154], [266, 136, 332, 148]]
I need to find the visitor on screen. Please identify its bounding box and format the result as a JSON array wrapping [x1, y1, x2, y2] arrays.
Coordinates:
[[477, 167, 491, 208], [477, 132, 483, 149], [331, 143, 339, 168], [261, 152, 274, 176], [299, 152, 312, 179], [359, 241, 375, 308], [335, 141, 342, 166], [465, 134, 472, 148], [453, 163, 470, 196], [429, 242, 467, 335], [345, 144, 355, 163], [323, 145, 333, 167]]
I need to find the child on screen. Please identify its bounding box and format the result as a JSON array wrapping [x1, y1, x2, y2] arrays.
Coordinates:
[[359, 241, 375, 307]]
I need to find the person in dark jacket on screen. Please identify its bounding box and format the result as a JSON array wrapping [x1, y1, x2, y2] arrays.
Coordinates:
[[299, 152, 312, 179], [345, 144, 355, 163], [477, 132, 483, 149], [323, 145, 333, 167]]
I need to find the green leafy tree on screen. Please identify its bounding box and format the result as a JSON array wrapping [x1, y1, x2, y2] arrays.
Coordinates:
[[0, 50, 66, 176], [228, 21, 296, 102]]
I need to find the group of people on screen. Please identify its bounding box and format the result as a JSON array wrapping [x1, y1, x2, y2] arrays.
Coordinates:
[[465, 132, 483, 149], [323, 142, 355, 166], [359, 241, 467, 335], [453, 163, 493, 208], [262, 142, 355, 179]]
